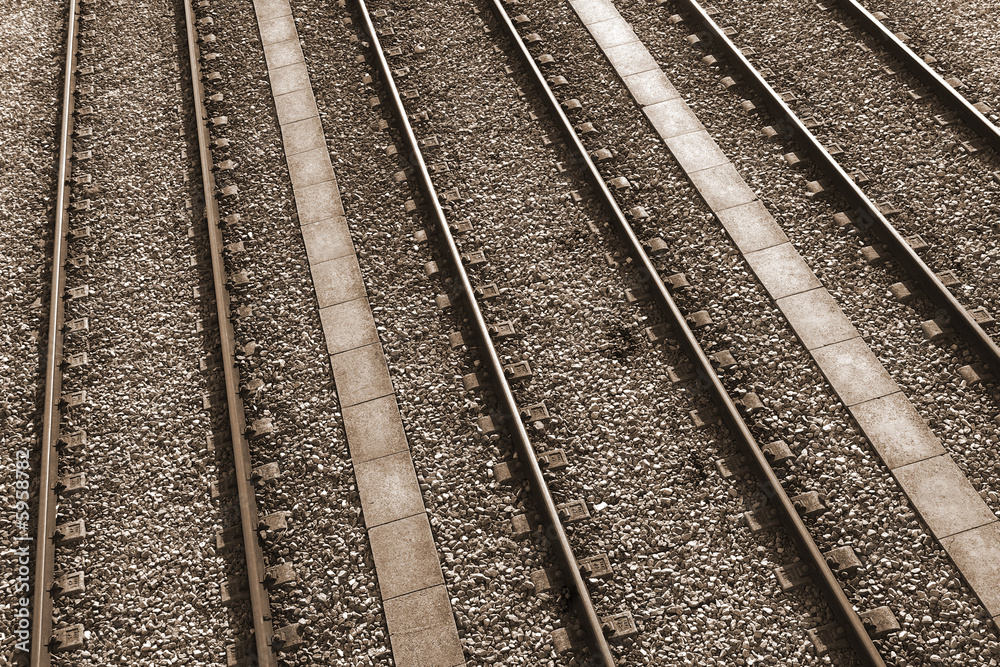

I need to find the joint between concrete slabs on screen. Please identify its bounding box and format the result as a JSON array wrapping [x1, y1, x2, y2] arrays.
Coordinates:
[[893, 454, 997, 539], [274, 87, 320, 126], [258, 14, 297, 46], [263, 38, 305, 71], [585, 16, 640, 50], [319, 297, 380, 356], [847, 392, 945, 470], [301, 216, 355, 265], [623, 69, 680, 106], [342, 395, 410, 464], [354, 450, 425, 528], [254, 0, 292, 21], [270, 63, 314, 100], [942, 522, 1000, 617], [942, 519, 1000, 543], [368, 513, 446, 600]]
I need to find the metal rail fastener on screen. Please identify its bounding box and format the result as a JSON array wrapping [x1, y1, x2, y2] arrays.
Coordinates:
[[674, 0, 1000, 375], [182, 0, 276, 664], [353, 0, 615, 663], [489, 0, 886, 664]]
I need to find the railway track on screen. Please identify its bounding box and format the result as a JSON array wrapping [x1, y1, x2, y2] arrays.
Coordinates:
[[356, 0, 621, 663], [671, 0, 1000, 379], [352, 0, 902, 663], [847, 0, 1000, 122], [27, 0, 292, 664], [490, 0, 884, 663], [552, 0, 1000, 660], [678, 0, 1000, 382], [834, 0, 1000, 154], [182, 0, 279, 665]]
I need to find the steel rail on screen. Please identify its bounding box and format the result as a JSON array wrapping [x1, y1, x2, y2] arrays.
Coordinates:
[[674, 0, 1000, 376], [182, 1, 276, 664], [836, 0, 1000, 154], [30, 0, 80, 662], [354, 0, 615, 663], [490, 0, 885, 664]]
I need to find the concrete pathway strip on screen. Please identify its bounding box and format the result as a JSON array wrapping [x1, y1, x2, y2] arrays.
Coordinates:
[[569, 0, 1000, 628], [252, 1, 464, 664]]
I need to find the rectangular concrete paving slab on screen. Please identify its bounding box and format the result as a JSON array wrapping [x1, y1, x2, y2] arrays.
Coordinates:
[[643, 97, 705, 140], [270, 62, 312, 97], [894, 455, 996, 539], [687, 163, 757, 213], [330, 343, 395, 408], [746, 242, 823, 300], [253, 0, 291, 21], [383, 584, 457, 635], [603, 41, 659, 77], [384, 586, 465, 667], [354, 451, 425, 528], [319, 297, 380, 355], [341, 395, 410, 464], [274, 86, 319, 126], [847, 392, 946, 469], [301, 215, 354, 265], [286, 146, 336, 190], [258, 14, 297, 45], [281, 115, 326, 156], [586, 17, 639, 50], [389, 621, 466, 667], [295, 180, 346, 224], [941, 522, 1000, 616], [369, 513, 446, 600], [263, 38, 304, 71], [715, 200, 788, 253], [811, 336, 898, 406], [665, 130, 730, 174], [776, 288, 858, 350], [569, 0, 617, 25], [622, 69, 680, 105], [311, 253, 366, 308]]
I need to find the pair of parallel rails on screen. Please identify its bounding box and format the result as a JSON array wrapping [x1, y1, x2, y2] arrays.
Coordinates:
[[358, 0, 1000, 663], [31, 1, 278, 665]]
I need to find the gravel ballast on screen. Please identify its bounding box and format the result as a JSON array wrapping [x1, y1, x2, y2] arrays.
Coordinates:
[[850, 0, 1000, 114], [685, 0, 1000, 323], [4, 0, 998, 664], [624, 0, 1000, 527]]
